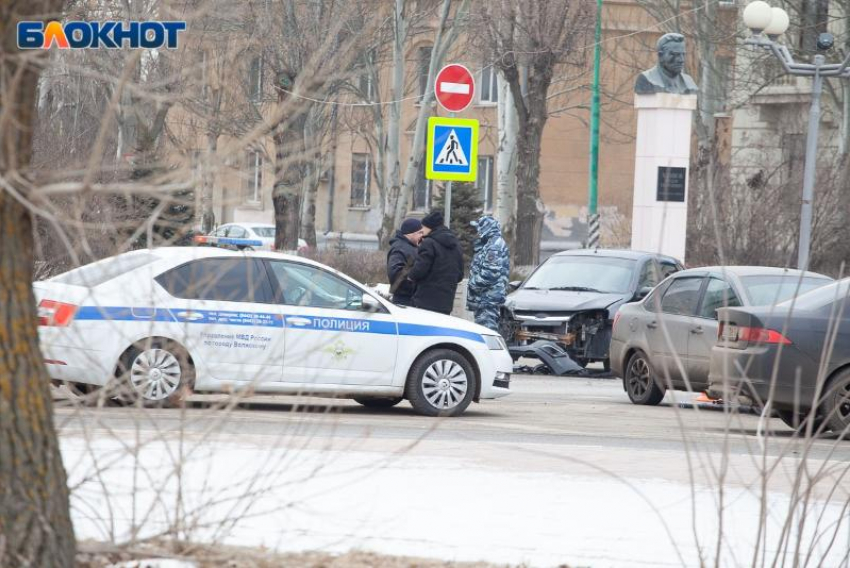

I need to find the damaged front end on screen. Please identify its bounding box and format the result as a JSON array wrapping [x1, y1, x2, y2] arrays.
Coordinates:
[[502, 308, 613, 367]]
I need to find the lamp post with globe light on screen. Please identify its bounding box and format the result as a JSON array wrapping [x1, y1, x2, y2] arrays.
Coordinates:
[[742, 0, 850, 269]]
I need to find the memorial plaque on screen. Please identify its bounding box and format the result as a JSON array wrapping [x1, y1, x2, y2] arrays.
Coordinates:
[[657, 167, 686, 202]]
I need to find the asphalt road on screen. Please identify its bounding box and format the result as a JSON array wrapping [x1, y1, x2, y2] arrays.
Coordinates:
[[54, 374, 850, 495]]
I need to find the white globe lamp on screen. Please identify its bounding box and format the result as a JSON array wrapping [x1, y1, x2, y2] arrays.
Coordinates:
[[743, 1, 774, 33], [764, 7, 790, 37]]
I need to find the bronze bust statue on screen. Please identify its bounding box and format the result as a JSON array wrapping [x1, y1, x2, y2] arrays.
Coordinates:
[[635, 33, 698, 95]]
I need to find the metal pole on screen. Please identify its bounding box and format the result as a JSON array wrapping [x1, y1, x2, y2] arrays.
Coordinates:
[[586, 0, 602, 248], [445, 111, 455, 228], [797, 54, 824, 270]]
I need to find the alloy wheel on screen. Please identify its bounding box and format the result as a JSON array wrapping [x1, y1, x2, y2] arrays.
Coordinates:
[[628, 357, 651, 398]]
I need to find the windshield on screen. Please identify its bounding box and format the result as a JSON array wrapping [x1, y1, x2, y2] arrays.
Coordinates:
[[779, 279, 850, 311], [522, 256, 636, 294], [742, 275, 833, 305], [251, 226, 275, 238]]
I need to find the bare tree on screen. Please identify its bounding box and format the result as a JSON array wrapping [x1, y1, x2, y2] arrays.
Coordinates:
[[476, 0, 594, 266], [0, 0, 77, 566]]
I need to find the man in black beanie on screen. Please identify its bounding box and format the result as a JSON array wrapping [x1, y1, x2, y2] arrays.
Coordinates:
[[386, 218, 423, 306], [407, 209, 464, 315]]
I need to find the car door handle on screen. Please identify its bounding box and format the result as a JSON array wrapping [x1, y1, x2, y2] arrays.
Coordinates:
[[647, 321, 658, 329], [691, 326, 704, 335], [287, 317, 312, 327]]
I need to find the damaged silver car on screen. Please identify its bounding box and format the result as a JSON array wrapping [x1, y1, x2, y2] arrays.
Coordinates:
[[502, 249, 682, 370]]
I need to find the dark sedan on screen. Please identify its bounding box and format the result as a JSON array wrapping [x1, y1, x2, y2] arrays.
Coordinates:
[[708, 278, 850, 434], [611, 267, 832, 405], [501, 249, 682, 369]]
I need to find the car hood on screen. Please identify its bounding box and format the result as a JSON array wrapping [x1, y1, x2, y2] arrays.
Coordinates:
[[504, 288, 630, 313], [391, 305, 495, 338]]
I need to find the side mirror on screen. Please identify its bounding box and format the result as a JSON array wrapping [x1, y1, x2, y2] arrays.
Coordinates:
[[362, 294, 382, 312], [636, 286, 653, 300], [508, 280, 522, 292]]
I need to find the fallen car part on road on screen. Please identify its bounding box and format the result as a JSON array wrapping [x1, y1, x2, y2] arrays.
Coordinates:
[[509, 340, 584, 375]]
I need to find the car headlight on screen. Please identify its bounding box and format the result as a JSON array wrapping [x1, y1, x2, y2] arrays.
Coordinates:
[[483, 334, 507, 350]]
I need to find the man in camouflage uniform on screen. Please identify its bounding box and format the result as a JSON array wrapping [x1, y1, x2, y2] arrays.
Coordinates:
[[466, 215, 510, 332]]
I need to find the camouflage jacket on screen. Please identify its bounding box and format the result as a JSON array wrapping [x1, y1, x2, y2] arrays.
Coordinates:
[[467, 216, 510, 308]]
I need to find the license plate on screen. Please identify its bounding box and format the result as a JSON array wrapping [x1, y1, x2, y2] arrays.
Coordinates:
[[720, 324, 738, 342]]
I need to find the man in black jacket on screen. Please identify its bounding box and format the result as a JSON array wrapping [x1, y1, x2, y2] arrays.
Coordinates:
[[386, 218, 423, 306], [408, 210, 464, 315]]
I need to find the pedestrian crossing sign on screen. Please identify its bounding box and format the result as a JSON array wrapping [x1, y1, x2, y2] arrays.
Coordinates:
[[426, 116, 479, 182]]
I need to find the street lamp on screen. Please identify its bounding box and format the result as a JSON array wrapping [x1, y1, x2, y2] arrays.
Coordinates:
[[743, 1, 850, 270]]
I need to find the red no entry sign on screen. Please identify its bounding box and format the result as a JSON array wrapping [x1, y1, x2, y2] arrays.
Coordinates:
[[434, 64, 475, 113]]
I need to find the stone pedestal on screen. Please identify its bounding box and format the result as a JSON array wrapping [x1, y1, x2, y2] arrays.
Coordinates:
[[631, 93, 697, 263]]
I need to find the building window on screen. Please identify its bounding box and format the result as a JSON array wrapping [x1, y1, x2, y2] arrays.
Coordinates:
[[476, 155, 494, 211], [245, 151, 263, 204], [248, 55, 263, 102], [414, 161, 431, 211], [358, 49, 376, 101], [350, 153, 371, 207], [479, 65, 498, 104], [359, 71, 374, 101], [418, 45, 433, 101]]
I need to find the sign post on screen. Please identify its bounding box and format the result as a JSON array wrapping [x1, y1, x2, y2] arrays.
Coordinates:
[[431, 64, 477, 228]]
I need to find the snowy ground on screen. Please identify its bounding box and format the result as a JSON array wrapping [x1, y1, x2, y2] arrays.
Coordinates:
[[57, 377, 850, 567]]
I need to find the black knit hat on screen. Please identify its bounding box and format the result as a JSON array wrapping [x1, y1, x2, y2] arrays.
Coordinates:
[[421, 210, 444, 229], [400, 218, 422, 235]]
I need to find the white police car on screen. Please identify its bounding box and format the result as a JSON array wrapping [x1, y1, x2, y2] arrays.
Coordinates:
[[35, 247, 511, 416], [194, 223, 307, 252]]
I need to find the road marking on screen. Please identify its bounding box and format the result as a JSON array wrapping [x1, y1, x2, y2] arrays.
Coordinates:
[[440, 82, 470, 94]]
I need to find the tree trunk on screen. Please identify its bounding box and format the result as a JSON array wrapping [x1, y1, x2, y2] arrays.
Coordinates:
[[300, 117, 321, 250], [513, 114, 545, 267], [379, 0, 406, 249], [496, 70, 518, 252], [200, 131, 218, 233], [0, 0, 76, 565], [273, 123, 303, 251]]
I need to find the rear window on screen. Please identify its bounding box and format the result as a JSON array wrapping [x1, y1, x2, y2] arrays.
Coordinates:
[[156, 258, 271, 303], [780, 279, 850, 312], [251, 226, 275, 238], [741, 275, 832, 306], [51, 253, 158, 288]]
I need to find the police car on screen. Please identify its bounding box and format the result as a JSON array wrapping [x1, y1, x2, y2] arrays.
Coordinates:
[[36, 247, 511, 416], [194, 223, 307, 252]]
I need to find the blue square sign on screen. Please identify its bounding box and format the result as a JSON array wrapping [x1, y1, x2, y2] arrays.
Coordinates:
[[426, 117, 479, 182]]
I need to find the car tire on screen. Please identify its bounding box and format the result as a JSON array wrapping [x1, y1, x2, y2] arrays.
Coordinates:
[[241, 246, 255, 252], [776, 409, 826, 435], [353, 397, 404, 409], [822, 370, 850, 435], [624, 350, 666, 406], [405, 349, 477, 417], [113, 339, 194, 408]]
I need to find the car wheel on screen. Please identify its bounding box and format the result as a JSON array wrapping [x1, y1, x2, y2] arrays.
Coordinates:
[[625, 351, 666, 405], [775, 409, 826, 435], [241, 246, 255, 252], [405, 349, 477, 417], [822, 370, 850, 435], [353, 397, 404, 409], [114, 340, 194, 408]]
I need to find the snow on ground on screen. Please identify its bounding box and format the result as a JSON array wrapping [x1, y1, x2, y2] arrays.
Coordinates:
[[61, 434, 850, 568]]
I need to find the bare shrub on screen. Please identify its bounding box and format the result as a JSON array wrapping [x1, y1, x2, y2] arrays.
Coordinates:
[[303, 248, 387, 285]]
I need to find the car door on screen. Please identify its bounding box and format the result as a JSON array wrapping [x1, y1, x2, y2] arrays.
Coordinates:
[[690, 277, 742, 386], [648, 275, 706, 386], [264, 259, 399, 386], [155, 257, 285, 383]]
